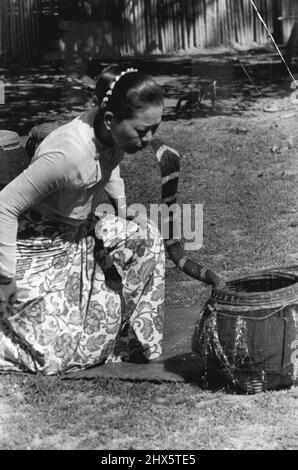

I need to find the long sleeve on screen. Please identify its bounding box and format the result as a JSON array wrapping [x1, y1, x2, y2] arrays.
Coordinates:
[[0, 152, 75, 278]]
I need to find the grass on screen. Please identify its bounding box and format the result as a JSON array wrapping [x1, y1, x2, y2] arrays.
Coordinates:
[[1, 70, 298, 450], [1, 374, 298, 450]]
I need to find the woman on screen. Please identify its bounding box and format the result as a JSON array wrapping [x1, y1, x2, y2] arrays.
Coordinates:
[[0, 65, 166, 374], [0, 64, 224, 375]]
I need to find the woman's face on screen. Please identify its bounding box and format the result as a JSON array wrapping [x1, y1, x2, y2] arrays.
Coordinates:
[[109, 104, 163, 154]]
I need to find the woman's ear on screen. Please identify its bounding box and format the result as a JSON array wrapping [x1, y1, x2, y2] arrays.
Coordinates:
[[103, 111, 114, 131]]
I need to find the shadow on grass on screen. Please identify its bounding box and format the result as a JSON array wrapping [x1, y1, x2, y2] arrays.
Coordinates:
[[89, 50, 297, 121], [163, 352, 297, 395], [1, 49, 298, 133], [163, 352, 234, 393]]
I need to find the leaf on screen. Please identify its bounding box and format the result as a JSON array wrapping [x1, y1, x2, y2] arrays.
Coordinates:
[[140, 317, 154, 341], [86, 334, 107, 352], [105, 296, 120, 320], [105, 324, 120, 335], [150, 285, 164, 302], [38, 329, 57, 346], [69, 310, 83, 326], [126, 268, 141, 286], [138, 258, 155, 283], [137, 301, 153, 312]]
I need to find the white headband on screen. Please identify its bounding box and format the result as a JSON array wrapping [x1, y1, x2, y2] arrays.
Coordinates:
[[100, 68, 138, 109]]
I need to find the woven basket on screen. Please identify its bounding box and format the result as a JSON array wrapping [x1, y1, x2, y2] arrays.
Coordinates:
[[192, 271, 298, 393], [25, 122, 61, 159], [0, 130, 30, 188]]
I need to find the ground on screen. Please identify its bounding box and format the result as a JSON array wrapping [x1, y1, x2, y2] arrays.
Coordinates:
[[0, 50, 298, 449]]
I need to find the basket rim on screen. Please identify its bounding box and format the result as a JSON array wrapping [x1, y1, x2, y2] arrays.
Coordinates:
[[0, 130, 21, 148], [212, 270, 298, 306]]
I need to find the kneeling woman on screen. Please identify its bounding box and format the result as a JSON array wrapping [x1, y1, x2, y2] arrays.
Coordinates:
[[0, 65, 166, 374]]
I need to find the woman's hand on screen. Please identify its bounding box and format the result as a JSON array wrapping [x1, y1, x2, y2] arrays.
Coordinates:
[[205, 270, 227, 289], [0, 278, 17, 317]]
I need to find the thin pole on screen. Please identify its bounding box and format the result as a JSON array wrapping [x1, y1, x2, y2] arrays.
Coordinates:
[[224, 22, 262, 95]]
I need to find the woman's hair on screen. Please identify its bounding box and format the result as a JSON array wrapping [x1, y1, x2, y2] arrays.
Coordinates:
[[96, 64, 163, 120]]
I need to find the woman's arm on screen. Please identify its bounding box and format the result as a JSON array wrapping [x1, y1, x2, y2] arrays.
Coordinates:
[[0, 151, 75, 278]]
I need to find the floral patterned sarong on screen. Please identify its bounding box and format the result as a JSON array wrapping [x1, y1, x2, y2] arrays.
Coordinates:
[[0, 211, 165, 375]]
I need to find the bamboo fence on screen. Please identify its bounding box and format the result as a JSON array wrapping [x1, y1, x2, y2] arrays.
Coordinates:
[[0, 0, 297, 63], [1, 0, 41, 63]]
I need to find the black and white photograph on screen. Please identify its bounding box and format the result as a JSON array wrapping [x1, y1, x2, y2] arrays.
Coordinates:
[[0, 0, 297, 453]]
